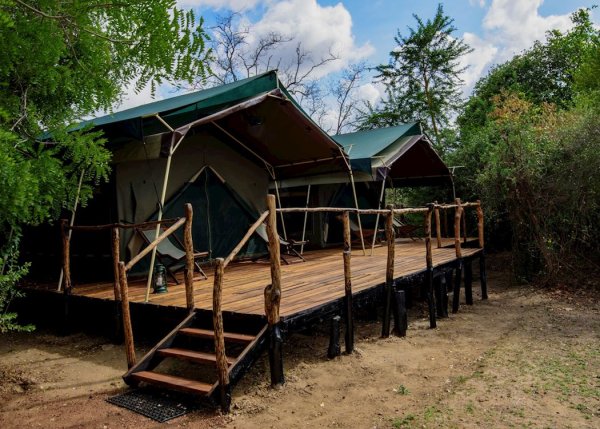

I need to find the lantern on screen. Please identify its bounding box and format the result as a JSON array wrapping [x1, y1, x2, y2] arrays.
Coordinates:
[[153, 264, 168, 294]]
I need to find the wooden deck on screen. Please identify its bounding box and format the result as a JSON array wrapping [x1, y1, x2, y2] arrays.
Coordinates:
[[37, 238, 482, 321]]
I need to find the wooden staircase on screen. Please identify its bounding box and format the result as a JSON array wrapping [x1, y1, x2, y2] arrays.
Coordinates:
[[123, 311, 268, 401]]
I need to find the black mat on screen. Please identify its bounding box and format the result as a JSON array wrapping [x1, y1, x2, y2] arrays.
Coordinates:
[[107, 389, 198, 422]]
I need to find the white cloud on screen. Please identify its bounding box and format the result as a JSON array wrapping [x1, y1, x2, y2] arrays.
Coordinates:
[[248, 0, 374, 79], [469, 0, 486, 7], [483, 0, 573, 61], [177, 0, 264, 11], [461, 0, 577, 93]]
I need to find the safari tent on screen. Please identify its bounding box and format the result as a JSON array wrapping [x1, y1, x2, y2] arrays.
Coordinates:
[[275, 123, 452, 249]]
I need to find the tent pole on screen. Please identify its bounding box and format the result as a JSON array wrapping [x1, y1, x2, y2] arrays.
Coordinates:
[[300, 184, 311, 254], [273, 179, 288, 241], [348, 169, 366, 255], [370, 179, 387, 256], [145, 130, 184, 302], [57, 169, 85, 291]]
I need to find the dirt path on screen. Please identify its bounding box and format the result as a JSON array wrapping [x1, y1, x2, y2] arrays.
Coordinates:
[[1, 255, 598, 428]]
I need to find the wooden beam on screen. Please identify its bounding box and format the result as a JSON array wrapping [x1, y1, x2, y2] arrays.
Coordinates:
[[434, 204, 442, 248], [265, 195, 281, 324], [476, 200, 484, 248], [125, 217, 186, 272], [382, 206, 395, 338], [212, 258, 231, 412], [454, 198, 463, 259], [342, 211, 354, 352], [184, 204, 195, 312], [60, 219, 72, 295], [66, 218, 181, 231], [223, 210, 269, 268], [111, 228, 121, 302], [118, 261, 136, 369]]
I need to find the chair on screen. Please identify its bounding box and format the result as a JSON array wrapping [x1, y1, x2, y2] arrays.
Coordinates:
[[137, 227, 209, 284], [255, 225, 307, 264], [336, 215, 383, 245], [393, 217, 422, 241]]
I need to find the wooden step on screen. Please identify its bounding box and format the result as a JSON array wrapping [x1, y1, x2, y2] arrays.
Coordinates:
[[157, 347, 236, 365], [179, 328, 256, 344], [130, 371, 213, 395]]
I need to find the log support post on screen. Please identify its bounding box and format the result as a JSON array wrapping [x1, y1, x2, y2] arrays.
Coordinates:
[[452, 199, 463, 314], [213, 258, 231, 413], [60, 219, 71, 335], [479, 252, 488, 300], [476, 200, 488, 300], [424, 204, 436, 329], [393, 290, 408, 337], [118, 262, 136, 369], [184, 203, 195, 312], [434, 275, 447, 318], [111, 227, 122, 343], [265, 195, 284, 387], [464, 259, 473, 305], [342, 211, 354, 353], [327, 315, 341, 359], [434, 203, 442, 248], [381, 206, 395, 338]]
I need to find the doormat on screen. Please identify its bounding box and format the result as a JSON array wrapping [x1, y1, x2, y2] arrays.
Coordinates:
[[107, 389, 199, 423]]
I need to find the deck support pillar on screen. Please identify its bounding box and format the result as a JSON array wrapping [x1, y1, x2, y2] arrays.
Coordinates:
[[265, 195, 285, 387], [426, 268, 436, 329], [342, 211, 354, 353], [328, 315, 341, 358], [452, 260, 463, 313], [382, 206, 395, 338], [441, 274, 449, 318], [393, 290, 408, 337], [479, 252, 488, 300], [434, 275, 448, 318], [424, 204, 436, 329], [465, 259, 473, 305]]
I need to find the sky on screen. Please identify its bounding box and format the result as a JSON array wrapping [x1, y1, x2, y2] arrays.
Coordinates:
[[116, 0, 598, 115]]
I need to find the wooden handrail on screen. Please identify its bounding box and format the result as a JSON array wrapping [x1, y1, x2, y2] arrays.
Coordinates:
[[65, 218, 180, 231], [223, 210, 269, 268], [424, 204, 434, 270], [118, 261, 136, 369], [434, 204, 442, 248], [124, 217, 186, 272], [183, 204, 195, 311], [276, 201, 480, 215]]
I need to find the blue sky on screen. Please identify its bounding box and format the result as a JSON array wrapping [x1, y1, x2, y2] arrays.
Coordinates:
[[118, 1, 598, 114]]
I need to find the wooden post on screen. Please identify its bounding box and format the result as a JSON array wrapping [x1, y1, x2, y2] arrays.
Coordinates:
[[60, 219, 71, 295], [60, 219, 71, 335], [382, 206, 395, 338], [462, 207, 468, 244], [464, 259, 473, 305], [443, 209, 448, 238], [392, 290, 408, 337], [476, 200, 484, 249], [265, 194, 284, 387], [342, 211, 354, 352], [424, 204, 436, 329], [452, 198, 463, 314], [118, 262, 136, 369], [111, 228, 122, 342], [327, 315, 341, 359], [184, 203, 195, 312], [480, 252, 488, 300], [213, 258, 231, 412], [454, 198, 463, 259], [434, 275, 444, 318], [434, 204, 442, 248]]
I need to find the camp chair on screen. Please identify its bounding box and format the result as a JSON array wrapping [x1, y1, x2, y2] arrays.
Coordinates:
[[336, 215, 383, 245], [137, 226, 209, 284], [255, 225, 307, 265], [393, 217, 422, 241]]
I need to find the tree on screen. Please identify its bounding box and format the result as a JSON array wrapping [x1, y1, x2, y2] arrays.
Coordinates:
[[0, 0, 210, 331], [359, 4, 471, 146]]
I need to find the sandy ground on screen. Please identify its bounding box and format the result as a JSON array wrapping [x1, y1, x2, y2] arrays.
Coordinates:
[[1, 254, 598, 429]]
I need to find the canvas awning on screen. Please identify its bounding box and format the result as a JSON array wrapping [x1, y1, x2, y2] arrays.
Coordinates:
[[274, 122, 452, 188], [79, 70, 349, 179]]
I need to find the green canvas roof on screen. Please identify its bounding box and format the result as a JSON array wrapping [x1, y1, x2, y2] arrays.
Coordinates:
[[75, 71, 285, 131], [333, 122, 422, 160]]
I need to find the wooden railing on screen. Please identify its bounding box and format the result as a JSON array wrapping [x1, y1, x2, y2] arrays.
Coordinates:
[[60, 205, 194, 369], [275, 198, 484, 334]]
